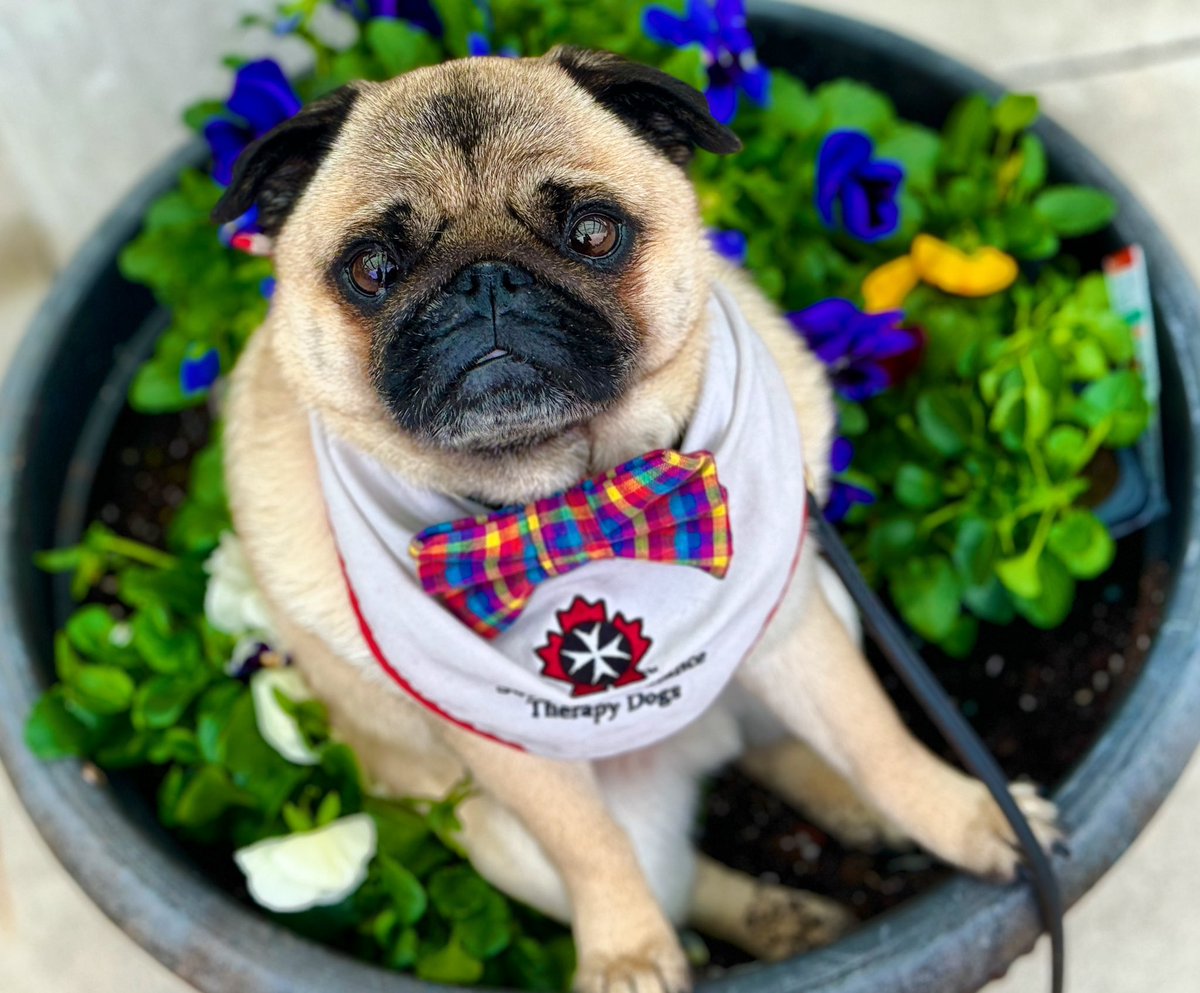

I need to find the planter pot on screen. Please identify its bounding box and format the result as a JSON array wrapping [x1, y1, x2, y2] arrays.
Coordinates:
[[2, 4, 1199, 993]]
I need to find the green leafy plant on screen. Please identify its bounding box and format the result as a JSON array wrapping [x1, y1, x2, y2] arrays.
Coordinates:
[[843, 269, 1146, 652], [120, 171, 273, 413], [691, 78, 1140, 652]]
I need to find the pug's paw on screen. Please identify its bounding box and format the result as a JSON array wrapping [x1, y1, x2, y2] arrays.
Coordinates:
[[957, 780, 1063, 883], [574, 935, 691, 993], [818, 796, 913, 853], [740, 884, 855, 962]]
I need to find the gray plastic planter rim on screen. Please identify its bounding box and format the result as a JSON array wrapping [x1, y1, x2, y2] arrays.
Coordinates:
[[2, 5, 1199, 993]]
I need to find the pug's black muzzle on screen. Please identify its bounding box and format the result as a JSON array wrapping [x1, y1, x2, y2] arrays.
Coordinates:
[[375, 261, 632, 450]]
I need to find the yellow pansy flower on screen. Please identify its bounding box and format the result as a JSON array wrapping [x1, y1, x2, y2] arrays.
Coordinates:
[[911, 234, 1019, 297], [863, 255, 921, 313], [861, 235, 1020, 311]]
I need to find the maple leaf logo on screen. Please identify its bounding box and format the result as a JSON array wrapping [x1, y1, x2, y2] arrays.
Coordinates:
[[535, 597, 652, 698]]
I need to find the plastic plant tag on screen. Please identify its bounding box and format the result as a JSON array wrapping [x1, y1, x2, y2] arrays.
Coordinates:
[[1099, 245, 1168, 537]]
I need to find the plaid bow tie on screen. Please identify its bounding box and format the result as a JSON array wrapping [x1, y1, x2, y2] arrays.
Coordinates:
[[409, 449, 732, 638]]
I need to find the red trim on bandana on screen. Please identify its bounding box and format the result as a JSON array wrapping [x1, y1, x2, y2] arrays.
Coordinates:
[[336, 555, 525, 752], [735, 499, 808, 669]]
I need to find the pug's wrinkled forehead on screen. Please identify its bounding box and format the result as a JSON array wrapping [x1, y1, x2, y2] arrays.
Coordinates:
[[327, 58, 661, 212], [215, 47, 739, 250]]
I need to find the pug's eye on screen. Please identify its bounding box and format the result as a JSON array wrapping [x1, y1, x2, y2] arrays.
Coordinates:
[[347, 245, 398, 296], [568, 214, 620, 259]]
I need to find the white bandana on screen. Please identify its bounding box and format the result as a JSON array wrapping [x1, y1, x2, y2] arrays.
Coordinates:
[[311, 281, 807, 760]]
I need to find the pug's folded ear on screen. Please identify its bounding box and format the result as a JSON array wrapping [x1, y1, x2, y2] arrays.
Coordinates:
[[211, 84, 361, 236], [546, 46, 741, 166]]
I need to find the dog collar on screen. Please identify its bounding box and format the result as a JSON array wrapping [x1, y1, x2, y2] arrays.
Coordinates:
[[311, 280, 807, 760]]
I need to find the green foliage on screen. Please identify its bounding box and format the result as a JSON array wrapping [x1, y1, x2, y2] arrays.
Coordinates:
[[843, 270, 1145, 652], [118, 169, 272, 413], [676, 76, 1137, 657], [1034, 186, 1118, 238]]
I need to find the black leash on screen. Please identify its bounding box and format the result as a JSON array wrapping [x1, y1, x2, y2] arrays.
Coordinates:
[[807, 492, 1065, 993]]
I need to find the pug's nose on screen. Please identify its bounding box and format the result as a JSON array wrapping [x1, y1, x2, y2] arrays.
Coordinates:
[[452, 261, 536, 309]]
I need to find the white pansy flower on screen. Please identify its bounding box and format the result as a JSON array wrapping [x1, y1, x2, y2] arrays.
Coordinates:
[[234, 813, 377, 913], [203, 531, 277, 639], [250, 667, 321, 766]]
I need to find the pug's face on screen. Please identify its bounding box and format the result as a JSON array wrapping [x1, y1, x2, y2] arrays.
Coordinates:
[[214, 48, 739, 456]]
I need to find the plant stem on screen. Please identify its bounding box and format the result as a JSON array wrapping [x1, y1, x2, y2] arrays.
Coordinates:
[[1027, 506, 1055, 561], [920, 498, 970, 536], [1076, 418, 1113, 473], [95, 533, 178, 571]]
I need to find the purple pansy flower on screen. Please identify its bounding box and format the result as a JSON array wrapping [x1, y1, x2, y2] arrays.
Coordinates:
[[181, 347, 221, 395], [788, 299, 920, 402], [643, 0, 770, 125], [204, 119, 250, 189], [335, 0, 441, 34], [708, 228, 747, 265], [467, 33, 518, 57], [203, 60, 301, 187], [826, 436, 875, 523], [816, 130, 904, 243]]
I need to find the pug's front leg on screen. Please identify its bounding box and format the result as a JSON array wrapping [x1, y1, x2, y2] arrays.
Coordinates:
[[739, 586, 1060, 881], [442, 725, 690, 993]]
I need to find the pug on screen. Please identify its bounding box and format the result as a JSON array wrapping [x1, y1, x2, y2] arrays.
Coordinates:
[[216, 47, 1059, 993]]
